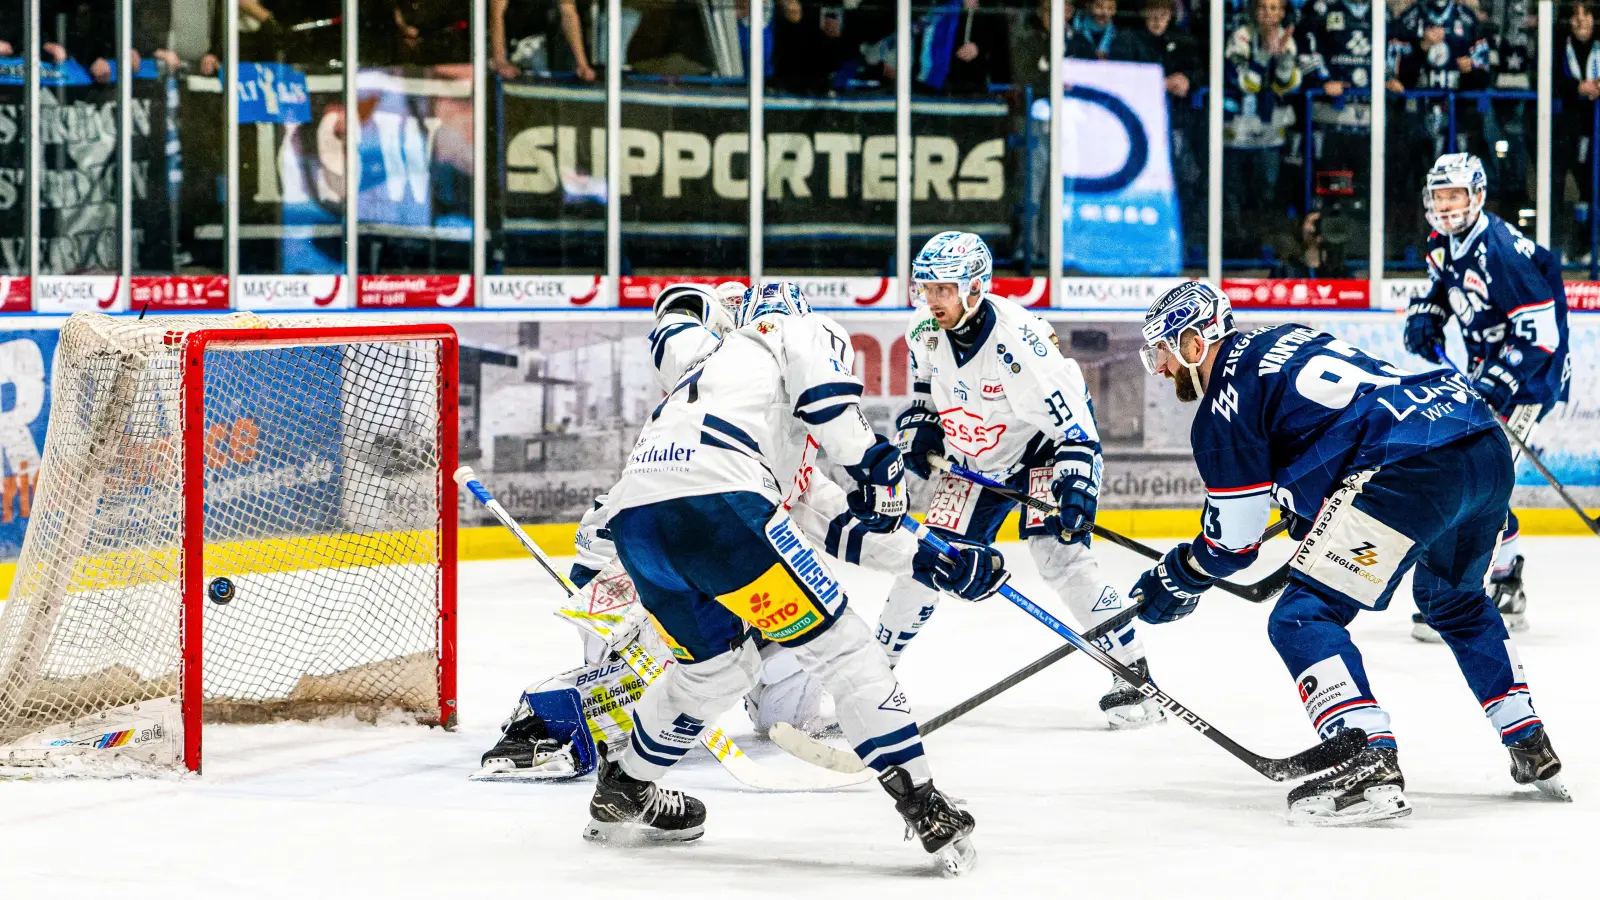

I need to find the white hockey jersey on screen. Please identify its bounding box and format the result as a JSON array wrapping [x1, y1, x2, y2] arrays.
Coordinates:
[[611, 311, 875, 512], [906, 295, 1100, 479]]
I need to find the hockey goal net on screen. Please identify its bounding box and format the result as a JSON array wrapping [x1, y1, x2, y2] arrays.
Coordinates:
[[0, 313, 458, 773]]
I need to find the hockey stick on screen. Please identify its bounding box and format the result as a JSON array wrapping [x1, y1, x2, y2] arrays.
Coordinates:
[[771, 604, 1143, 774], [904, 519, 1367, 782], [453, 466, 872, 791], [929, 457, 1294, 603], [1441, 355, 1600, 536]]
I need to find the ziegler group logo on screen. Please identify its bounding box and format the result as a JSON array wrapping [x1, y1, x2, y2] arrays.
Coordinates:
[[1349, 542, 1380, 567]]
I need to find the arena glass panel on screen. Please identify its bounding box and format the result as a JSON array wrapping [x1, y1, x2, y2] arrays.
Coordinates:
[[488, 0, 607, 273], [355, 1, 475, 277], [230, 0, 348, 276], [38, 0, 123, 276], [618, 0, 749, 276], [133, 1, 226, 278], [0, 2, 28, 279], [758, 0, 897, 278]]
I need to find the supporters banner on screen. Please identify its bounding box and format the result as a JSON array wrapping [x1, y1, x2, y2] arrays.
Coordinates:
[[1059, 60, 1184, 277], [498, 84, 1011, 246], [0, 328, 56, 558]]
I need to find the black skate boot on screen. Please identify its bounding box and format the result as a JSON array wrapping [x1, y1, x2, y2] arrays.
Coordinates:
[[472, 714, 577, 782], [1409, 612, 1444, 644], [1099, 658, 1166, 730], [877, 765, 977, 876], [584, 746, 706, 845], [1491, 555, 1528, 633], [1287, 745, 1411, 825], [1508, 728, 1572, 801]]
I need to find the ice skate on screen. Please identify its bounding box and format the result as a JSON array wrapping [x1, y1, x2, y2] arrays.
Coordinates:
[[1288, 746, 1412, 825], [1491, 555, 1528, 633], [1409, 613, 1444, 644], [584, 748, 706, 845], [1099, 658, 1166, 729], [877, 765, 977, 876], [471, 715, 580, 783], [1508, 728, 1572, 801]]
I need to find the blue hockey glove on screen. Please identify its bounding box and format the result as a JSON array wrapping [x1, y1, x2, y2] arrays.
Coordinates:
[[893, 403, 945, 479], [1044, 447, 1099, 546], [1472, 360, 1519, 415], [569, 563, 601, 590], [912, 537, 1010, 602], [1133, 545, 1216, 624], [844, 435, 909, 533], [1403, 301, 1447, 364], [1281, 509, 1312, 542]]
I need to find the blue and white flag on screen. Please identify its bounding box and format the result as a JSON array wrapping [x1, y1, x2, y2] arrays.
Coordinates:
[[1059, 59, 1183, 276]]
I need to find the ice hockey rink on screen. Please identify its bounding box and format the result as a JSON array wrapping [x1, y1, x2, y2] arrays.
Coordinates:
[[2, 537, 1590, 899]]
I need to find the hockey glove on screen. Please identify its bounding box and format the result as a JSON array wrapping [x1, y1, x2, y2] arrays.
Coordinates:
[[893, 402, 946, 479], [569, 563, 602, 590], [1280, 508, 1312, 542], [844, 435, 909, 533], [912, 537, 1009, 602], [1133, 545, 1216, 624], [1472, 360, 1519, 415], [1044, 446, 1100, 546], [1403, 301, 1448, 364]]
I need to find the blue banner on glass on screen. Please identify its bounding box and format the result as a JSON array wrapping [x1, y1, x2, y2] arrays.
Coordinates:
[[0, 329, 58, 559], [236, 63, 312, 125], [0, 57, 160, 86], [1059, 60, 1183, 276]]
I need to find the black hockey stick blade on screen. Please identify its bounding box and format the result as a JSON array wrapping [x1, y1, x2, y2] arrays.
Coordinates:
[[931, 456, 1293, 602], [921, 605, 1143, 734], [1255, 727, 1371, 781]]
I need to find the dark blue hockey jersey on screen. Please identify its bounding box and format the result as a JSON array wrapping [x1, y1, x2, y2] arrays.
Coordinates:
[[1388, 1, 1490, 90], [1300, 0, 1374, 88], [1422, 211, 1571, 411], [1188, 325, 1499, 578]]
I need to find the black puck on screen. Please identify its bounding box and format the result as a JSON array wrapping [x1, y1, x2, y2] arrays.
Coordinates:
[[208, 577, 235, 606]]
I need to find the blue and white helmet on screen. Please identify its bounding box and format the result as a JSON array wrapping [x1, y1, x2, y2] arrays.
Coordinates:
[[654, 283, 735, 335], [1139, 280, 1235, 375], [912, 232, 992, 326], [738, 281, 812, 328], [1423, 152, 1487, 236]]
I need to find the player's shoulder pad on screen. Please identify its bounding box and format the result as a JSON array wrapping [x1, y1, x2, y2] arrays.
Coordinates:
[[989, 297, 1062, 363]]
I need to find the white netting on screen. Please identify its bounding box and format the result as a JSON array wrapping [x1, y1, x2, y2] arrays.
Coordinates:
[[0, 312, 452, 771]]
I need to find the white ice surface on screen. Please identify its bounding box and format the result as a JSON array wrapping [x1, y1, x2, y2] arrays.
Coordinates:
[[1, 538, 1593, 899]]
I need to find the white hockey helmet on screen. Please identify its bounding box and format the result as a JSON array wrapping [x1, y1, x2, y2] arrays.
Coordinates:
[[653, 283, 735, 336], [1139, 280, 1236, 377], [713, 281, 749, 323], [738, 281, 812, 328], [912, 231, 993, 327], [1423, 152, 1487, 236]]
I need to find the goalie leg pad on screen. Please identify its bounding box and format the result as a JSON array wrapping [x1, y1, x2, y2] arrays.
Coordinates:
[[789, 610, 931, 783], [618, 639, 762, 782], [1028, 536, 1144, 665], [524, 685, 598, 775], [745, 643, 828, 737]]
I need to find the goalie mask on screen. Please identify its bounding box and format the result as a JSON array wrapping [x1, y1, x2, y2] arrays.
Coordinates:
[[1140, 280, 1236, 395], [654, 283, 735, 336], [1423, 152, 1487, 237], [738, 281, 812, 328], [912, 232, 993, 328]]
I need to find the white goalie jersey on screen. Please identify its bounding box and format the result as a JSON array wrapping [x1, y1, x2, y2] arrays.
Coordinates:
[[907, 295, 1100, 479]]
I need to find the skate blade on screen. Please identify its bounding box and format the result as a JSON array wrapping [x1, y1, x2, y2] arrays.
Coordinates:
[[1289, 785, 1413, 826], [1410, 621, 1445, 644], [935, 836, 978, 877], [469, 757, 581, 783], [1531, 774, 1573, 802], [1105, 699, 1168, 731], [582, 818, 705, 846]]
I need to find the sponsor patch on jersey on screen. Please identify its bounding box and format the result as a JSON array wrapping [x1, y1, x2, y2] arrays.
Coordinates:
[[765, 514, 846, 615], [926, 472, 982, 531], [1294, 655, 1361, 725], [1504, 639, 1526, 684], [1010, 363, 1021, 374], [1091, 585, 1122, 613], [980, 378, 1005, 399], [756, 320, 777, 334], [926, 335, 939, 350], [1290, 487, 1413, 608], [648, 613, 696, 661], [717, 563, 826, 642], [878, 684, 912, 714], [1429, 247, 1446, 271], [1463, 268, 1488, 297], [1025, 467, 1052, 529], [940, 407, 1008, 457]]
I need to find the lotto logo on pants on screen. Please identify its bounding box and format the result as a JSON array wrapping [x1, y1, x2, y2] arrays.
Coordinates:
[[716, 563, 825, 642]]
